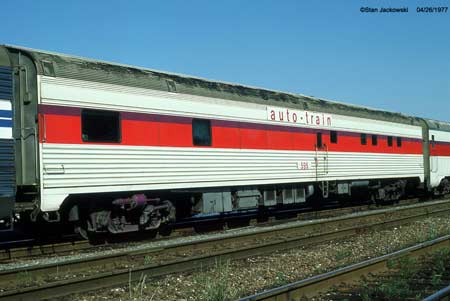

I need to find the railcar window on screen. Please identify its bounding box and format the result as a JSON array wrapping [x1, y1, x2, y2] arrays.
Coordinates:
[[387, 136, 393, 147], [397, 137, 402, 147], [192, 119, 212, 146], [316, 132, 323, 148], [330, 131, 338, 144], [431, 135, 435, 148], [361, 133, 367, 145], [372, 135, 378, 146], [81, 109, 121, 143]]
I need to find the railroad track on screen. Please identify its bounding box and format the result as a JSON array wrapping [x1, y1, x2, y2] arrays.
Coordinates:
[[239, 234, 450, 301], [0, 198, 449, 300], [0, 239, 90, 262], [0, 197, 422, 263], [424, 285, 450, 301]]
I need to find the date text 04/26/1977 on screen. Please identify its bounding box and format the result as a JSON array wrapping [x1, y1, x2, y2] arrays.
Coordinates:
[[417, 7, 448, 13], [360, 7, 448, 13]]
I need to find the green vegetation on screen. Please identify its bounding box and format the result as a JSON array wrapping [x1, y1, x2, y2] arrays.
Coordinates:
[[128, 272, 149, 301], [143, 255, 153, 265], [194, 259, 238, 301], [357, 247, 450, 301], [363, 279, 411, 300], [334, 249, 352, 261], [273, 271, 289, 287], [15, 271, 33, 286], [425, 225, 441, 240]]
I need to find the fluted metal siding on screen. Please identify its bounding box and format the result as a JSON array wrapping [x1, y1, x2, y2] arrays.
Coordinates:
[[0, 67, 13, 100], [41, 144, 423, 191], [0, 66, 15, 198], [0, 139, 15, 196]]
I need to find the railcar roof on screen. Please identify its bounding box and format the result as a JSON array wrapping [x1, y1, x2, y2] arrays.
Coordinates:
[[2, 44, 440, 127], [423, 119, 450, 132]]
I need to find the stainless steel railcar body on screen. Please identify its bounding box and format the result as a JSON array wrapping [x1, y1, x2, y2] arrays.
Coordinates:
[[0, 45, 448, 234]]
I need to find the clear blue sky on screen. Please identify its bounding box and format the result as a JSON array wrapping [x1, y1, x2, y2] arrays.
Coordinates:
[[1, 0, 449, 121]]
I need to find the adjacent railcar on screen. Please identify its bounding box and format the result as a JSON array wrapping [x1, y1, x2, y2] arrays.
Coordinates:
[[425, 119, 450, 194], [0, 45, 448, 237]]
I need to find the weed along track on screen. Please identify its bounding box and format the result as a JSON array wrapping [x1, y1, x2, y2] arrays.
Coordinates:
[[1, 199, 450, 300]]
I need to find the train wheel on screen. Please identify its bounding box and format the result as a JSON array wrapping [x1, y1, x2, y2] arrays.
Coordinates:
[[74, 220, 106, 244]]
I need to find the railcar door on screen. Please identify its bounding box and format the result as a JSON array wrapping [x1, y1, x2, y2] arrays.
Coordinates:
[[314, 132, 329, 180], [431, 156, 438, 173], [430, 135, 439, 174]]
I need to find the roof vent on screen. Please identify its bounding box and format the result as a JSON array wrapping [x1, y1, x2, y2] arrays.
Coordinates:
[[166, 79, 177, 93], [42, 61, 55, 77]]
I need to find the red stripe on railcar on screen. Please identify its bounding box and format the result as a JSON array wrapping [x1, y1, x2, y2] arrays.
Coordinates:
[[430, 142, 450, 157], [39, 104, 424, 155]]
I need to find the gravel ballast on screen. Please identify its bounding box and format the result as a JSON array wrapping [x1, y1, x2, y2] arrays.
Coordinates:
[[71, 215, 450, 301]]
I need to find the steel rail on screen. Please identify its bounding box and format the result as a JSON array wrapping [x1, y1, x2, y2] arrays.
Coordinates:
[[0, 239, 90, 262], [239, 235, 450, 301], [0, 199, 449, 300], [423, 285, 450, 301]]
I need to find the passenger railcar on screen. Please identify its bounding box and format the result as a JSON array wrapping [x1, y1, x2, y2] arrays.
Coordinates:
[[0, 45, 448, 237], [425, 120, 450, 194]]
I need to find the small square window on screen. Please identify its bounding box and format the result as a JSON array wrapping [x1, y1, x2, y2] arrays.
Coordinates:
[[372, 135, 378, 146], [82, 109, 121, 143], [387, 136, 393, 147], [192, 119, 212, 146], [361, 133, 367, 145], [330, 131, 338, 144], [397, 137, 402, 147]]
